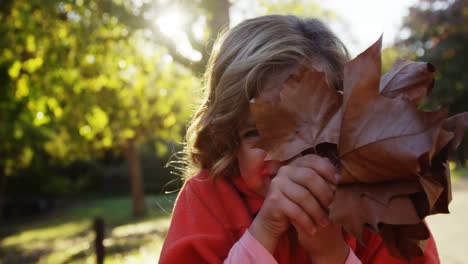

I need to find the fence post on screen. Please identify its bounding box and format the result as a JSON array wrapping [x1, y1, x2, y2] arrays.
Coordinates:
[[94, 217, 105, 264]]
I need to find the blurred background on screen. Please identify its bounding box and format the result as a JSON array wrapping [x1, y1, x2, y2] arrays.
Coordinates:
[[0, 0, 466, 263]]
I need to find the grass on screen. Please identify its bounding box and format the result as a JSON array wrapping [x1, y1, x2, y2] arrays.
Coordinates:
[[449, 161, 468, 183], [0, 194, 177, 264], [1, 164, 467, 264]]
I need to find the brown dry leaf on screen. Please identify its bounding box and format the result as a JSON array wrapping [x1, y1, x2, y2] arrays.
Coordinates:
[[333, 37, 454, 259], [416, 141, 453, 215], [380, 59, 436, 105], [250, 66, 342, 161], [443, 112, 468, 148], [380, 223, 430, 260], [419, 113, 468, 216], [329, 180, 422, 241], [377, 57, 457, 219], [377, 57, 454, 217], [339, 124, 447, 183], [339, 37, 448, 184], [377, 58, 455, 219], [249, 98, 301, 161], [250, 36, 467, 260], [418, 175, 444, 212]]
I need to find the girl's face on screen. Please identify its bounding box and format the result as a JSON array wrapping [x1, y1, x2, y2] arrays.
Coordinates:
[[235, 68, 295, 196], [236, 111, 281, 196], [236, 62, 326, 196]]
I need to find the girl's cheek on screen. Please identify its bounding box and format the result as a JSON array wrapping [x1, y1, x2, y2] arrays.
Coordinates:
[[251, 149, 268, 171], [237, 141, 268, 173], [251, 147, 267, 159]]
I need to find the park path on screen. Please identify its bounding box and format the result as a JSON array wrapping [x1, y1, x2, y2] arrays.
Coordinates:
[[426, 178, 468, 264]]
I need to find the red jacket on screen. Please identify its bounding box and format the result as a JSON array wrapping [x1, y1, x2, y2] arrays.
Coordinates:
[[160, 170, 440, 263]]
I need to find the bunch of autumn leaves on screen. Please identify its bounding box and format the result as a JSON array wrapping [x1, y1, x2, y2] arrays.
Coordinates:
[[250, 38, 468, 260]]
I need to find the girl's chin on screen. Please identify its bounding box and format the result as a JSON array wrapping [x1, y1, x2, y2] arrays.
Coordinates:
[[256, 178, 273, 197], [262, 161, 282, 175], [254, 189, 268, 197]]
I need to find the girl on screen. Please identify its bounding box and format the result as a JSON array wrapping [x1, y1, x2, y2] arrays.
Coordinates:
[[160, 15, 439, 263]]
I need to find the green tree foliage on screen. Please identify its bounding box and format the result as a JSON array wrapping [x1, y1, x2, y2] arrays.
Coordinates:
[[399, 0, 468, 164], [0, 0, 199, 216], [0, 0, 340, 217], [399, 0, 468, 114], [98, 0, 338, 75], [381, 47, 416, 73], [257, 0, 337, 18]]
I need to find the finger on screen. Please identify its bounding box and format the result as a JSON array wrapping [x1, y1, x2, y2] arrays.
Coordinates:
[[290, 221, 314, 240], [290, 154, 338, 184], [281, 181, 331, 228], [278, 193, 318, 235], [289, 168, 335, 208]]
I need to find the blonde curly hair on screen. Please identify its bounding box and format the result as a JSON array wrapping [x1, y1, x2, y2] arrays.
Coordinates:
[[183, 15, 349, 180]]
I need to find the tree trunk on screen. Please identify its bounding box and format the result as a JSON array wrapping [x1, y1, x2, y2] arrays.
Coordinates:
[[203, 0, 231, 53], [0, 166, 5, 219], [93, 217, 105, 264], [124, 139, 146, 217], [456, 140, 466, 167]]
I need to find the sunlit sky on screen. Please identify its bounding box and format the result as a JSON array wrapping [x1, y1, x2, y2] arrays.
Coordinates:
[[155, 0, 420, 60], [320, 0, 418, 56], [229, 0, 419, 56]]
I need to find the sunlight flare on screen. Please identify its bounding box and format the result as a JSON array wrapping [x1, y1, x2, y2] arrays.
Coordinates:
[[156, 8, 185, 38]]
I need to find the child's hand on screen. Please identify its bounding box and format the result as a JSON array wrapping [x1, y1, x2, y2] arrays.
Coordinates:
[[248, 154, 339, 253], [294, 222, 349, 263]]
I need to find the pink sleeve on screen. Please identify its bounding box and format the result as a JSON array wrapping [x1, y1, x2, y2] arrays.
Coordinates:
[[345, 248, 362, 264], [224, 230, 361, 264], [224, 230, 278, 264]]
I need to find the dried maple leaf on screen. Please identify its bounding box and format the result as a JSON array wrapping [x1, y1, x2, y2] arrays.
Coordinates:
[[378, 56, 456, 217], [331, 37, 455, 259], [377, 55, 460, 217], [249, 98, 301, 161], [414, 131, 453, 216], [379, 59, 436, 105], [380, 222, 430, 260], [250, 66, 342, 161], [443, 112, 468, 148], [328, 180, 422, 241], [338, 37, 449, 184], [250, 36, 468, 260]]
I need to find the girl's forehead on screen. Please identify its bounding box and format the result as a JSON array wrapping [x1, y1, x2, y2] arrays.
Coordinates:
[[241, 112, 255, 127], [239, 104, 255, 121], [258, 60, 327, 103], [258, 67, 295, 103]]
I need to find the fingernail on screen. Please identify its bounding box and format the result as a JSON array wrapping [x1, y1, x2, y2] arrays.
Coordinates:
[[334, 173, 341, 182], [309, 226, 316, 235], [320, 218, 331, 228]]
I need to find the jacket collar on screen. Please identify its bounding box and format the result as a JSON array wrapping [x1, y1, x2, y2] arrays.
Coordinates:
[[231, 175, 265, 216]]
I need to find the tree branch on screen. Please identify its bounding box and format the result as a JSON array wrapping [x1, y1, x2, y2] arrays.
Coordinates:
[[151, 26, 205, 74], [96, 0, 231, 74], [186, 27, 207, 56]]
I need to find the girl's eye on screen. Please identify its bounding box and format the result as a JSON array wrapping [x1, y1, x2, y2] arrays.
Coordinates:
[[243, 129, 259, 138]]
